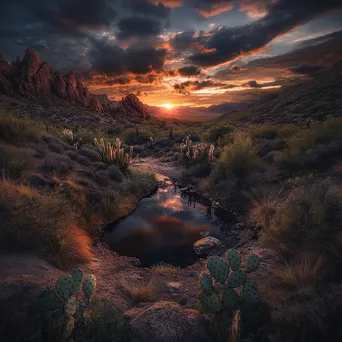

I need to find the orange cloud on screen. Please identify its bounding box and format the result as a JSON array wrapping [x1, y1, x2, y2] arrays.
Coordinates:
[[148, 0, 183, 7], [239, 0, 278, 18], [197, 3, 233, 17]]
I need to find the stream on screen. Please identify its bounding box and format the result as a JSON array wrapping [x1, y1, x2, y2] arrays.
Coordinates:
[[104, 165, 238, 267]]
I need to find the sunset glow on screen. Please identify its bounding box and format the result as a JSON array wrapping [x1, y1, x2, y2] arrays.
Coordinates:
[[161, 103, 174, 110]]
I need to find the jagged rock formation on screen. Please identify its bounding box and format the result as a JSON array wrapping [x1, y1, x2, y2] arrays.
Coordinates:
[[0, 48, 105, 112], [116, 93, 149, 119]]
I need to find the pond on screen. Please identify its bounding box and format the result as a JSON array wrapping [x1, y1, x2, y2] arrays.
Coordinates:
[[104, 179, 237, 267]]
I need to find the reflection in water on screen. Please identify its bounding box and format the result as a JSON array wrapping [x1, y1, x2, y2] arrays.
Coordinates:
[[105, 183, 236, 267]]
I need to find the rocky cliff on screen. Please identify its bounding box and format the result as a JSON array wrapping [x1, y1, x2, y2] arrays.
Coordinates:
[[0, 48, 105, 112], [116, 93, 149, 119]]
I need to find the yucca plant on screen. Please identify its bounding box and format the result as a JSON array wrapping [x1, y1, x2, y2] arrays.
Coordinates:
[[94, 138, 138, 172]]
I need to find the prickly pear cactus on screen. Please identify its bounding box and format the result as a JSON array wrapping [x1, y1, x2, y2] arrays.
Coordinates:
[[82, 274, 96, 299], [69, 268, 84, 296], [199, 249, 260, 316], [200, 273, 213, 295], [39, 268, 96, 342], [199, 292, 222, 313], [207, 256, 230, 283], [226, 249, 241, 271], [245, 254, 260, 273], [64, 297, 77, 316], [240, 283, 259, 306], [56, 275, 71, 301], [222, 287, 240, 310], [227, 270, 247, 288]]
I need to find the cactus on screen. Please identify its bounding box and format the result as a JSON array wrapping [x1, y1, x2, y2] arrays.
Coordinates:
[[56, 275, 71, 300], [245, 254, 260, 273], [207, 256, 230, 284], [94, 137, 138, 172], [199, 249, 260, 324], [82, 274, 96, 299], [39, 268, 96, 341], [199, 292, 222, 313], [69, 268, 84, 296], [227, 270, 247, 288], [226, 249, 241, 271], [200, 273, 213, 295]]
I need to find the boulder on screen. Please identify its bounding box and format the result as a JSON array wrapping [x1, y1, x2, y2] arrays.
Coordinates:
[[193, 236, 224, 255], [125, 301, 210, 342]]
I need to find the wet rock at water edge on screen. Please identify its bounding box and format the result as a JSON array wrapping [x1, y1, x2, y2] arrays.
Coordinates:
[[125, 301, 211, 342], [193, 236, 224, 256]]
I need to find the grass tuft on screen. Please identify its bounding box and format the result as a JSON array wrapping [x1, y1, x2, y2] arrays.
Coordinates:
[[120, 278, 157, 304], [151, 262, 180, 273]]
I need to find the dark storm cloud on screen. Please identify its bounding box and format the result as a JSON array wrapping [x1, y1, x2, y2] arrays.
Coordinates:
[[87, 37, 167, 75], [189, 0, 342, 66], [173, 79, 225, 94], [117, 17, 162, 40], [125, 0, 171, 18], [289, 63, 326, 75], [247, 80, 260, 88], [170, 31, 197, 50], [178, 65, 201, 76]]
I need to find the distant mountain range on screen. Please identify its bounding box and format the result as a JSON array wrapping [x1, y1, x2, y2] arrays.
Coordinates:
[[146, 102, 249, 121]]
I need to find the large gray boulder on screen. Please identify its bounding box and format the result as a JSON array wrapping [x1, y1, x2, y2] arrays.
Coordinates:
[[125, 301, 211, 342]]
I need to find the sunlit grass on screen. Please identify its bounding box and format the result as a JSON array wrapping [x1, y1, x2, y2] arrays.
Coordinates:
[[120, 278, 157, 304], [151, 262, 180, 273]]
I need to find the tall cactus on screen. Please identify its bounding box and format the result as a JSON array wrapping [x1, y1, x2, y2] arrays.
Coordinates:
[[38, 268, 96, 341], [94, 137, 138, 172]]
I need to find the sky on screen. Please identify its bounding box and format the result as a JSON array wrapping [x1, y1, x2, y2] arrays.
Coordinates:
[[1, 0, 342, 108]]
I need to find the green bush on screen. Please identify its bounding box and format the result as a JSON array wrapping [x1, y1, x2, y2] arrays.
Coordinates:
[[0, 111, 43, 144], [261, 182, 342, 278], [127, 170, 157, 196], [211, 134, 260, 182]]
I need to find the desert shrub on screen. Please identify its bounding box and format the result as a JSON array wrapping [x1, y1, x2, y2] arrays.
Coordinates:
[[261, 182, 342, 278], [0, 152, 31, 182], [90, 170, 110, 186], [188, 162, 212, 178], [0, 181, 93, 268], [122, 128, 153, 145], [90, 190, 136, 223], [277, 255, 324, 289], [208, 126, 234, 144], [120, 279, 157, 304], [0, 111, 43, 144], [127, 170, 157, 196], [211, 134, 260, 182], [278, 117, 342, 172], [108, 165, 124, 182], [40, 153, 73, 175], [78, 299, 129, 342], [248, 187, 282, 229], [250, 125, 279, 140], [78, 146, 99, 161]]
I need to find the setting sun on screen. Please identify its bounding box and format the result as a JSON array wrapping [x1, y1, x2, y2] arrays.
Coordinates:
[[161, 103, 174, 110]]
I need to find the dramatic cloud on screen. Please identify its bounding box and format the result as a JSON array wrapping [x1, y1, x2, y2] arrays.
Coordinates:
[[189, 0, 342, 66], [87, 37, 166, 75], [125, 0, 171, 18], [117, 17, 162, 40], [178, 65, 201, 76]]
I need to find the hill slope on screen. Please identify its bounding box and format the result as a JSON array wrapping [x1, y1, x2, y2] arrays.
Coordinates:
[[223, 61, 342, 124]]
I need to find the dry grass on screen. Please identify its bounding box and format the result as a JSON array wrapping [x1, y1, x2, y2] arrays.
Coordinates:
[[248, 187, 282, 229], [120, 278, 157, 304], [0, 180, 93, 268], [277, 255, 325, 289], [151, 262, 180, 273]]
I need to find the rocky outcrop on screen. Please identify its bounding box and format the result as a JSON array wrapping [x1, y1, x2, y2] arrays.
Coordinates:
[[116, 93, 149, 118], [125, 301, 210, 342], [193, 236, 224, 255], [0, 48, 106, 113]]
